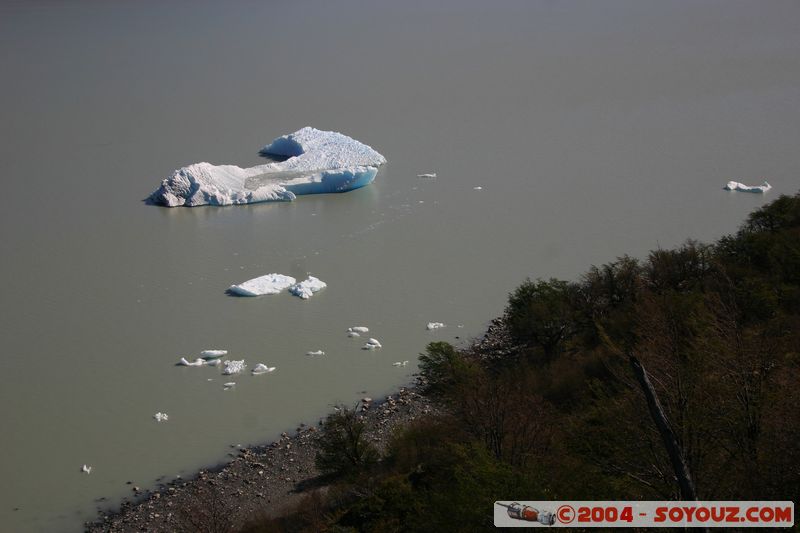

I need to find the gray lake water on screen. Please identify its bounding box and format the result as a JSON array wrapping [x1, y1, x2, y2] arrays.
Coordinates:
[[1, 1, 798, 530]]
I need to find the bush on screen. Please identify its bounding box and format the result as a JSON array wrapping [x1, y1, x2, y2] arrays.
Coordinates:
[[315, 405, 379, 480], [505, 278, 580, 360], [417, 341, 476, 397]]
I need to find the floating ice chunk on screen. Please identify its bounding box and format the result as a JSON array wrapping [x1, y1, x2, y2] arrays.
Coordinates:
[[252, 364, 276, 375], [347, 331, 361, 338], [417, 173, 437, 178], [362, 338, 382, 350], [391, 360, 409, 367], [348, 326, 369, 334], [427, 322, 446, 330], [222, 360, 246, 375], [148, 127, 386, 207], [153, 412, 169, 422], [473, 186, 483, 190], [724, 180, 771, 193], [288, 277, 326, 299], [81, 464, 92, 474], [229, 273, 297, 297], [306, 350, 326, 356], [223, 382, 236, 390], [206, 358, 221, 367], [178, 357, 206, 367], [201, 350, 227, 359]]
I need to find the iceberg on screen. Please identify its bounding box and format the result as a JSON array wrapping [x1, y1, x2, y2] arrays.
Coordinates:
[[178, 357, 207, 367], [724, 181, 771, 193], [201, 349, 227, 359], [362, 338, 382, 350], [153, 412, 169, 422], [288, 277, 327, 299], [348, 326, 369, 334], [252, 364, 276, 375], [306, 350, 326, 356], [148, 127, 386, 207], [426, 322, 446, 330], [222, 360, 246, 375], [229, 274, 297, 297]]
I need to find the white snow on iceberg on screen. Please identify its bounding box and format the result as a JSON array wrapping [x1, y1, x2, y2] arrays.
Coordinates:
[[724, 181, 771, 193], [288, 277, 327, 299], [148, 127, 386, 207], [229, 273, 297, 296]]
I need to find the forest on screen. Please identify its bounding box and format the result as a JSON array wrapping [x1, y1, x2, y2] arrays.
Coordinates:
[[244, 192, 800, 532]]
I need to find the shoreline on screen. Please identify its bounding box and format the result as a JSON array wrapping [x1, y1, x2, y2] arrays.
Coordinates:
[[86, 384, 441, 532], [86, 320, 509, 532]]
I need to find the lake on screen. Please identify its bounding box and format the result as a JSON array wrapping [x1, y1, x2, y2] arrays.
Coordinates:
[[1, 1, 797, 530]]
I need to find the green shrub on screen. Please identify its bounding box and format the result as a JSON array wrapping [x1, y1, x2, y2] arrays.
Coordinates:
[[315, 405, 379, 480]]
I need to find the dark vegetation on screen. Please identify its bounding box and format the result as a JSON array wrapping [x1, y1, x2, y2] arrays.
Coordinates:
[[242, 193, 800, 532]]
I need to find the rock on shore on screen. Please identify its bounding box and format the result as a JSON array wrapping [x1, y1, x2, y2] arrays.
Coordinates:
[[86, 387, 438, 532]]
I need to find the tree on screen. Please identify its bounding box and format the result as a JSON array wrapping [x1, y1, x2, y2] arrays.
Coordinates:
[[505, 278, 580, 361], [315, 405, 379, 480]]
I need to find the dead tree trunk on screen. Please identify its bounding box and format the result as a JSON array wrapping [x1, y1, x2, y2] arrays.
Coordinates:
[[629, 354, 699, 501]]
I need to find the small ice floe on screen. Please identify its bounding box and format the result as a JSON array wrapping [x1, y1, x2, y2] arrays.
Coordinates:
[[288, 276, 327, 299], [362, 338, 382, 350], [206, 358, 221, 367], [348, 326, 369, 334], [252, 364, 276, 375], [427, 322, 446, 330], [724, 180, 771, 193], [347, 331, 361, 338], [417, 172, 437, 179], [228, 273, 297, 296], [306, 350, 326, 356], [81, 464, 92, 475], [178, 357, 206, 367], [200, 350, 227, 359], [153, 412, 169, 422], [392, 361, 409, 367], [223, 382, 236, 390], [222, 360, 246, 375], [473, 186, 483, 190]]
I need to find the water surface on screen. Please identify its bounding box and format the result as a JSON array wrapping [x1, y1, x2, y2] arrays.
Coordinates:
[[1, 1, 798, 530]]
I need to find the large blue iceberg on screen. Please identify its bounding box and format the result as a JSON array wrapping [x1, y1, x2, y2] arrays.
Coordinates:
[[148, 127, 386, 207]]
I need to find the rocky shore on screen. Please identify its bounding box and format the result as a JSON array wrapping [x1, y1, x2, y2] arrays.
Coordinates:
[[86, 321, 508, 532], [86, 385, 440, 532]]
